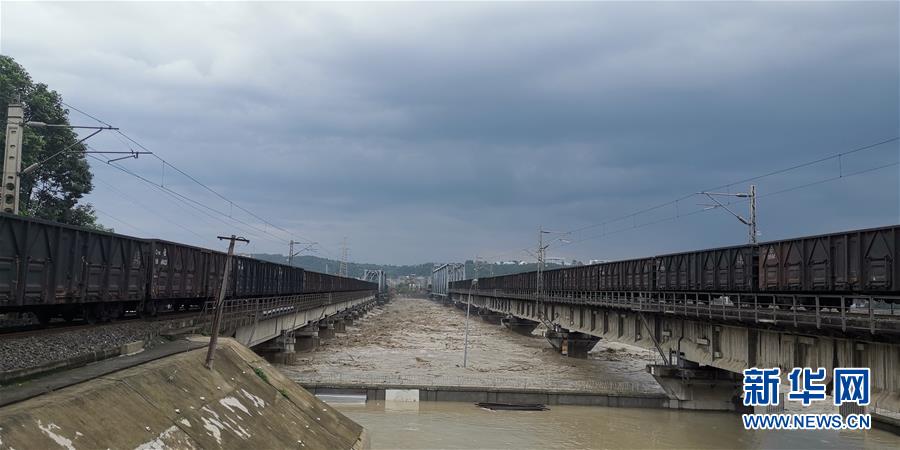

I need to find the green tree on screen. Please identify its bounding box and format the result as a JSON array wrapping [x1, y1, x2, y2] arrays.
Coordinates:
[[0, 55, 108, 230]]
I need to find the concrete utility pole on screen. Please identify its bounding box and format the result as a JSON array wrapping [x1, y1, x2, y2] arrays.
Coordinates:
[[463, 278, 477, 368], [3, 101, 131, 215], [534, 226, 570, 327], [2, 102, 24, 214], [699, 184, 758, 245], [205, 234, 249, 369]]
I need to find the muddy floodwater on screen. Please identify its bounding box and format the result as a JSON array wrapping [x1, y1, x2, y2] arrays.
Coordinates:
[[280, 295, 662, 393], [336, 401, 899, 450], [283, 296, 900, 448]]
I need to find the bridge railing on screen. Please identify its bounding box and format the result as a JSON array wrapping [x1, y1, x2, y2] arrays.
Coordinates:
[[449, 289, 900, 336], [201, 290, 375, 334]]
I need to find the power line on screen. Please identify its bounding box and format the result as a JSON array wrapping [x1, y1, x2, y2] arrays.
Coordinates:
[[63, 101, 334, 255], [92, 207, 151, 236], [564, 159, 899, 246], [86, 152, 287, 248], [566, 137, 898, 235], [476, 137, 899, 263], [91, 173, 215, 244]]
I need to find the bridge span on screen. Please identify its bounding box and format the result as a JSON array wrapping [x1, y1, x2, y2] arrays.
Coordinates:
[[446, 287, 900, 414], [442, 224, 900, 416], [202, 290, 385, 364]]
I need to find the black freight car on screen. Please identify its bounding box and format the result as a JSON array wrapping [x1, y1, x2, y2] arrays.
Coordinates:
[[452, 225, 900, 306], [0, 213, 149, 323], [655, 244, 757, 292], [758, 225, 899, 295], [0, 212, 377, 323]]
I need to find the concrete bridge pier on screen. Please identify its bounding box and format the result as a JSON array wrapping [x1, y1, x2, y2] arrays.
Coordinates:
[[545, 328, 600, 358], [294, 329, 319, 352], [648, 364, 745, 412], [501, 316, 539, 336], [318, 321, 336, 339], [478, 310, 505, 325], [334, 319, 347, 334], [258, 332, 297, 364]]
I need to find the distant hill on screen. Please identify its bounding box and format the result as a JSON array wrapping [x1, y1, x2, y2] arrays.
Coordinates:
[[248, 254, 565, 279]]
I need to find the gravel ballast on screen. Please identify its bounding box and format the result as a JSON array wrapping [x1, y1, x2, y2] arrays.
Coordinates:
[[0, 321, 170, 372]]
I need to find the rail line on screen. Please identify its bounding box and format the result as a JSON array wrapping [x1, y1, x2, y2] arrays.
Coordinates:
[[0, 310, 203, 339]]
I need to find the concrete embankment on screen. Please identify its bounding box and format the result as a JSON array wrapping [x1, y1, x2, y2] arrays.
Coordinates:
[[0, 338, 367, 449]]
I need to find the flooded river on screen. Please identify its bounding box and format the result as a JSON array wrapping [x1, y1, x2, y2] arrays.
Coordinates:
[[281, 296, 662, 394], [336, 401, 900, 449]]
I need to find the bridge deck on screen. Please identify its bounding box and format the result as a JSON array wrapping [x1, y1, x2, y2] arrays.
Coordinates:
[[451, 289, 900, 337]]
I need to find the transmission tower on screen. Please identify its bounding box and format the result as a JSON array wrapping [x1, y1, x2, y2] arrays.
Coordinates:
[[339, 237, 349, 277]]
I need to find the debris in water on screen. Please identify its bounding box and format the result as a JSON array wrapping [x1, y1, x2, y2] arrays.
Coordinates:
[[475, 402, 549, 411]]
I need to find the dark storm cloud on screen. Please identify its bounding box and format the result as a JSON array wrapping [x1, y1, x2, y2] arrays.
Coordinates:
[[1, 2, 897, 264]]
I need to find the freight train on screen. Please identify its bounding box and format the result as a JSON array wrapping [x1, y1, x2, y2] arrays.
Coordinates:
[[0, 213, 376, 324], [450, 225, 900, 307]]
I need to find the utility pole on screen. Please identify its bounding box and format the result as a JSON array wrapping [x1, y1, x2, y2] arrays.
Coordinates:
[[533, 226, 570, 328], [339, 237, 349, 277], [205, 234, 249, 369], [748, 184, 757, 245], [2, 100, 130, 215], [536, 226, 545, 323], [288, 239, 317, 266], [463, 278, 477, 368], [2, 102, 24, 214], [699, 184, 758, 245]]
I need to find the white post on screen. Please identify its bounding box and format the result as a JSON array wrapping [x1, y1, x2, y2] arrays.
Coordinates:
[[463, 280, 474, 368], [2, 102, 24, 214]]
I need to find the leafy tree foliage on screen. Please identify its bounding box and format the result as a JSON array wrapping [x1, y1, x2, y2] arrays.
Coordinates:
[[0, 55, 108, 230]]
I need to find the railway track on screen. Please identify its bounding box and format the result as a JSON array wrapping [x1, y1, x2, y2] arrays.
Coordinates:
[[0, 310, 203, 339]]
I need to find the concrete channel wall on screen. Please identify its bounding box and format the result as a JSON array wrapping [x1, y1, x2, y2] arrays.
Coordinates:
[[452, 292, 900, 414], [304, 385, 670, 408]]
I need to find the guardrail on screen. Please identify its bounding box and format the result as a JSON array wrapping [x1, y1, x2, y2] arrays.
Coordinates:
[[450, 289, 900, 336], [293, 372, 662, 395], [201, 290, 375, 334]]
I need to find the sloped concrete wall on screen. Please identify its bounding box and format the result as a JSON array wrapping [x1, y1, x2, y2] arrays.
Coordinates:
[[0, 338, 367, 450]]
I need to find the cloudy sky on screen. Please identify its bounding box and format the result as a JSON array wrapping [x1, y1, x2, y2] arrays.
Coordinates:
[[2, 2, 898, 265]]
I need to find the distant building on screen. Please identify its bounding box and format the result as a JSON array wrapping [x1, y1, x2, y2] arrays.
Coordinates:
[[545, 257, 567, 266], [589, 259, 608, 265]]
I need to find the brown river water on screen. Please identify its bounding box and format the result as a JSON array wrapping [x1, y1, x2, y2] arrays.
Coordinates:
[[336, 401, 900, 449], [285, 296, 899, 448]]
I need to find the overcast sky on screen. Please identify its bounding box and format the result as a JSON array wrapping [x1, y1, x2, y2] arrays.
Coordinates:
[[2, 2, 898, 265]]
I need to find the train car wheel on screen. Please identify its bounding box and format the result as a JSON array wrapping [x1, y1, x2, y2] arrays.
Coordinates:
[[35, 310, 52, 326], [142, 301, 159, 318], [84, 305, 100, 324]]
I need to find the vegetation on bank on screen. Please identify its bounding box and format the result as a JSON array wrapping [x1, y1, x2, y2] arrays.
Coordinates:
[[0, 55, 108, 230]]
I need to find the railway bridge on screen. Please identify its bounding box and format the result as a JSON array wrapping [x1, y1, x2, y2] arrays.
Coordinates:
[[439, 225, 900, 415], [204, 290, 384, 364]]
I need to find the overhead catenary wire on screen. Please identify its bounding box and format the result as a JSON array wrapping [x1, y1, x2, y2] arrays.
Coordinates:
[[92, 207, 151, 236], [564, 159, 899, 246], [566, 136, 899, 235], [62, 101, 336, 256], [86, 152, 289, 249], [90, 172, 216, 245], [479, 137, 899, 262], [110, 127, 332, 255]]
